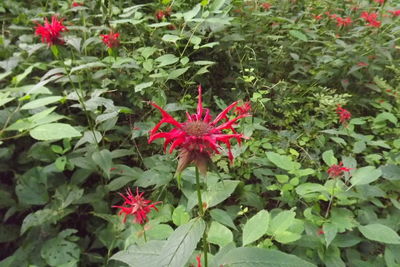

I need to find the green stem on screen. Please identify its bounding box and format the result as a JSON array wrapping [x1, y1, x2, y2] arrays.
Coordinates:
[[325, 178, 339, 218], [195, 166, 207, 267], [143, 224, 147, 242]]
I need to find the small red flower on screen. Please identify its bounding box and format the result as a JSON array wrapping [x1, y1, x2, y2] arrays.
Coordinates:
[[113, 188, 161, 224], [72, 2, 83, 7], [327, 162, 351, 178], [314, 14, 323, 20], [388, 10, 400, 17], [155, 10, 165, 21], [196, 255, 202, 267], [148, 85, 250, 175], [361, 12, 381, 28], [317, 228, 325, 235], [261, 3, 271, 10], [34, 16, 68, 46], [336, 17, 352, 27], [235, 101, 251, 115], [357, 61, 368, 67], [373, 0, 385, 4], [336, 104, 351, 125], [100, 31, 120, 48]]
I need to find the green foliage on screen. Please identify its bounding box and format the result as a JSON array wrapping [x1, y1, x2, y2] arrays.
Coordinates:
[[1, 0, 400, 266]]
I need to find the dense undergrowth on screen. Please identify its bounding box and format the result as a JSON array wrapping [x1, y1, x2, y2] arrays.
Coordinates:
[[0, 0, 400, 266]]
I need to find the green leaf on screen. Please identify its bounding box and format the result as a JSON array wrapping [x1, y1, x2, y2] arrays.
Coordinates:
[[183, 4, 201, 21], [358, 224, 400, 244], [167, 67, 190, 80], [268, 210, 296, 236], [92, 149, 113, 179], [16, 167, 48, 206], [323, 223, 338, 248], [156, 218, 205, 267], [41, 234, 80, 266], [111, 241, 165, 267], [135, 81, 153, 92], [210, 209, 237, 231], [266, 152, 300, 171], [204, 180, 239, 208], [322, 150, 337, 166], [29, 123, 81, 141], [352, 141, 366, 153], [296, 183, 327, 197], [289, 30, 308, 41], [381, 165, 400, 180], [55, 156, 67, 171], [172, 205, 190, 226], [21, 209, 61, 235], [242, 210, 270, 246], [106, 176, 135, 191], [273, 231, 302, 244], [216, 247, 316, 267], [162, 34, 182, 43], [207, 221, 233, 247], [350, 166, 382, 187], [156, 54, 179, 67]]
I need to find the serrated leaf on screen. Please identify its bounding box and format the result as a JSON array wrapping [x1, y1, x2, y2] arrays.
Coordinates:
[[266, 152, 300, 171], [289, 30, 308, 41], [242, 210, 270, 246]]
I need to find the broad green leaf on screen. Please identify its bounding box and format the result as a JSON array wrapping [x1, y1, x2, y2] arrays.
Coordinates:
[[273, 231, 301, 244], [111, 241, 166, 267], [381, 165, 400, 180], [106, 176, 135, 191], [210, 209, 237, 231], [358, 224, 400, 244], [172, 205, 190, 226], [92, 149, 113, 179], [330, 208, 357, 233], [289, 30, 308, 41], [70, 61, 106, 73], [322, 150, 337, 166], [41, 234, 80, 266], [15, 167, 48, 206], [374, 112, 397, 125], [323, 223, 338, 248], [135, 81, 153, 92], [216, 247, 316, 267], [183, 4, 201, 21], [0, 224, 19, 243], [350, 166, 382, 187], [207, 221, 233, 247], [156, 54, 179, 67], [29, 123, 81, 140], [268, 210, 296, 235], [204, 180, 239, 208], [266, 152, 300, 171], [296, 183, 327, 197], [21, 209, 63, 235], [162, 34, 181, 43], [156, 218, 205, 267], [147, 224, 174, 240], [242, 210, 270, 246], [167, 67, 190, 80]]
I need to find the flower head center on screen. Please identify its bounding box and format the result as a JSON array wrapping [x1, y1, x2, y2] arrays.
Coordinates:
[[182, 121, 212, 137]]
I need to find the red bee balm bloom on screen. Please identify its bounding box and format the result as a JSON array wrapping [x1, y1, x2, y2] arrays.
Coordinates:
[[336, 104, 351, 125], [72, 2, 83, 7], [361, 12, 381, 28], [261, 3, 271, 10], [34, 16, 68, 46], [388, 10, 400, 17], [149, 85, 250, 175], [100, 31, 120, 48], [113, 188, 161, 224], [336, 17, 352, 27], [327, 162, 351, 178], [235, 101, 251, 115]]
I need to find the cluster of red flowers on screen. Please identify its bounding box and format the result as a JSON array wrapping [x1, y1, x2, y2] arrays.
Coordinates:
[[34, 16, 68, 46], [100, 31, 120, 48], [155, 7, 172, 21], [388, 10, 400, 17], [336, 16, 352, 27], [148, 85, 250, 175], [113, 187, 161, 224], [336, 104, 351, 125], [72, 2, 83, 7], [373, 0, 385, 4], [327, 162, 351, 178], [361, 12, 381, 27]]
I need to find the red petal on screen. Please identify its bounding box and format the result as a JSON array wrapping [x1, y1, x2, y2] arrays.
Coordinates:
[[212, 101, 239, 125], [196, 85, 203, 120]]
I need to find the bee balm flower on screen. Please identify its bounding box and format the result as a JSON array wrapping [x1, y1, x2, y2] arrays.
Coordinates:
[[113, 187, 161, 224], [148, 85, 250, 175], [100, 31, 120, 48], [327, 162, 351, 178], [336, 104, 351, 125], [34, 16, 68, 46]]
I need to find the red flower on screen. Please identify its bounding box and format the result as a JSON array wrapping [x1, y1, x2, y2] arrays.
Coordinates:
[[327, 162, 351, 178], [336, 104, 351, 125], [388, 10, 400, 17], [361, 12, 381, 28], [72, 2, 83, 7], [113, 188, 161, 224], [235, 101, 251, 115], [373, 0, 385, 4], [317, 228, 325, 235], [261, 3, 271, 10], [148, 85, 250, 175], [100, 31, 120, 48], [314, 14, 323, 20], [196, 255, 202, 267], [34, 16, 68, 46], [155, 7, 172, 21], [336, 17, 352, 27], [357, 61, 368, 67]]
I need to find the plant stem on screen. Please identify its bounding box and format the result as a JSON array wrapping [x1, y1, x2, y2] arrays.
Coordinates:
[[143, 224, 147, 242], [325, 178, 339, 218], [195, 166, 207, 267]]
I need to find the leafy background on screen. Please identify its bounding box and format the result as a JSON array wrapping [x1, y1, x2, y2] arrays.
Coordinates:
[[0, 0, 400, 266]]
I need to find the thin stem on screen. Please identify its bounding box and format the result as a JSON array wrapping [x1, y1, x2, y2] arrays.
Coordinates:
[[143, 224, 147, 242], [195, 166, 207, 267], [325, 178, 339, 218]]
